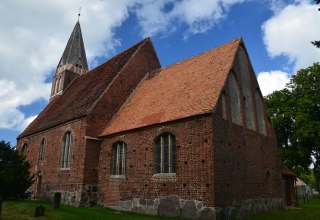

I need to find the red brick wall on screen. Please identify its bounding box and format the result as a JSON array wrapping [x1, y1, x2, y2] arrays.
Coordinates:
[[17, 119, 87, 197], [98, 115, 215, 207], [212, 46, 284, 207], [86, 39, 161, 137], [81, 39, 161, 193], [82, 139, 101, 185]]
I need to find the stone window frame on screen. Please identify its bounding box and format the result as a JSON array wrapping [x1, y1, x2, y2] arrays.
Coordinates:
[[39, 138, 46, 160], [110, 141, 126, 178], [60, 131, 73, 169], [21, 143, 28, 157], [153, 133, 177, 176]]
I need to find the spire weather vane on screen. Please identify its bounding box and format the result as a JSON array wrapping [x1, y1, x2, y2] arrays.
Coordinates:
[[78, 7, 81, 21]]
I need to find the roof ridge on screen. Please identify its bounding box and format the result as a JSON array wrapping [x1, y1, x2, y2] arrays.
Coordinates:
[[210, 38, 242, 114], [99, 70, 151, 137], [157, 37, 242, 72], [86, 38, 150, 116], [55, 38, 150, 103], [18, 38, 150, 139], [100, 37, 243, 136], [17, 97, 61, 139]]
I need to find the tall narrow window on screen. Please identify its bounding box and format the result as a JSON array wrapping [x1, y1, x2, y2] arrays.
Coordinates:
[[60, 131, 72, 168], [58, 77, 63, 92], [21, 144, 28, 157], [255, 90, 266, 135], [228, 72, 242, 126], [111, 141, 126, 175], [154, 133, 176, 174], [39, 138, 46, 160], [238, 46, 255, 130], [54, 78, 59, 93], [221, 92, 227, 119]]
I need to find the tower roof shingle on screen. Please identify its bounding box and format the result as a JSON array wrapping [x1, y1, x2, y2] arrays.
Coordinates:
[[58, 21, 88, 71]]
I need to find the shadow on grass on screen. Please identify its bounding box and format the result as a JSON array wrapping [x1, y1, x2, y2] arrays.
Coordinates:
[[3, 197, 320, 220], [244, 197, 320, 220]]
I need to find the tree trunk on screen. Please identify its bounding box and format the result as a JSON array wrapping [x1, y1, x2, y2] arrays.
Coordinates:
[[0, 192, 3, 217]]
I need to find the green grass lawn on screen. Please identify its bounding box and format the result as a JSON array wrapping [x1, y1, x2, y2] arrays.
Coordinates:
[[2, 197, 320, 220], [1, 200, 177, 220], [244, 197, 320, 220]]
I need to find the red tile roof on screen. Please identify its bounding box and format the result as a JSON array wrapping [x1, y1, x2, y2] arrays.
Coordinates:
[[281, 163, 296, 177], [101, 38, 242, 136], [18, 38, 148, 139]]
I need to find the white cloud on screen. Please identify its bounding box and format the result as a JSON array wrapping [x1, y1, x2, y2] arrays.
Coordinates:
[[268, 0, 295, 14], [262, 1, 320, 72], [0, 0, 134, 131], [0, 0, 248, 132], [133, 0, 247, 37], [18, 115, 38, 132], [257, 71, 290, 96]]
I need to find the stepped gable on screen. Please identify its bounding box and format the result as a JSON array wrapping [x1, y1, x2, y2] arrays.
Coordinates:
[[101, 38, 242, 136], [19, 38, 148, 138]]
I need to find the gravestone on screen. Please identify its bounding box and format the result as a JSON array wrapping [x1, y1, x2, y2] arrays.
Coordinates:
[[34, 205, 45, 217], [53, 192, 61, 209]]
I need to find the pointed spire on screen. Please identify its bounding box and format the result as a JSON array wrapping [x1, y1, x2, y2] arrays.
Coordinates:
[[50, 20, 88, 100], [58, 21, 88, 71]]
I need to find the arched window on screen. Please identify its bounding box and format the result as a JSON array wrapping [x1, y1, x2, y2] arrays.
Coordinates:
[[39, 138, 46, 160], [60, 131, 73, 168], [154, 133, 176, 174], [238, 46, 255, 130], [58, 77, 63, 92], [228, 72, 242, 126], [54, 78, 59, 93], [21, 144, 28, 157], [111, 141, 126, 175], [75, 58, 83, 69], [255, 90, 266, 135]]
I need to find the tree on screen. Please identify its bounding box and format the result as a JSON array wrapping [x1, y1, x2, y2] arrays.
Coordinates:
[[300, 169, 318, 189], [265, 63, 320, 185], [312, 0, 320, 48], [0, 140, 34, 215]]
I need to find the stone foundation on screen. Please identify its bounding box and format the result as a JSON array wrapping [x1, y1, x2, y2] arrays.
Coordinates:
[[113, 195, 284, 220], [41, 184, 98, 207], [81, 185, 99, 206]]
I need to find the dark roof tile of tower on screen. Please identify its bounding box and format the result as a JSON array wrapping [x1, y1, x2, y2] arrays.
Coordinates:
[[101, 38, 242, 136], [58, 21, 89, 70], [18, 38, 149, 139]]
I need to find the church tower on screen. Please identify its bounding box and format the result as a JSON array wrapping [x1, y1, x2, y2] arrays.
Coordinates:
[[50, 21, 88, 100]]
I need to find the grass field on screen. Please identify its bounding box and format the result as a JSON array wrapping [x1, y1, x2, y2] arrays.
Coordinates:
[[2, 197, 320, 220], [1, 200, 176, 220]]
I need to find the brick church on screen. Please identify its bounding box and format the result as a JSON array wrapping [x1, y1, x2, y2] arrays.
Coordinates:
[[17, 21, 296, 218]]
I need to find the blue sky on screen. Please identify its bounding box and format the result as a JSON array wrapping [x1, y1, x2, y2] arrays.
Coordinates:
[[0, 0, 319, 146]]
